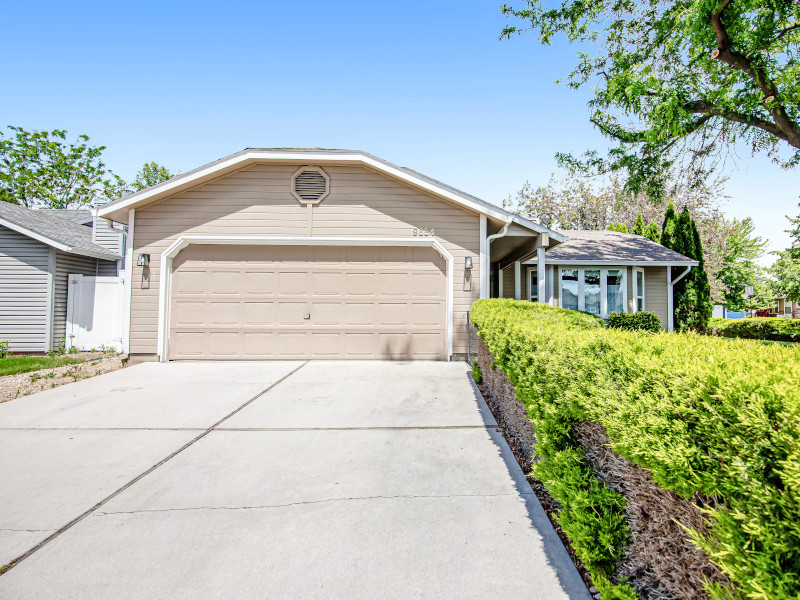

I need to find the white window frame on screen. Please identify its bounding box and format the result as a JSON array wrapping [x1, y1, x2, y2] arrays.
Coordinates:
[[633, 267, 645, 313], [528, 267, 539, 302], [559, 266, 628, 318]]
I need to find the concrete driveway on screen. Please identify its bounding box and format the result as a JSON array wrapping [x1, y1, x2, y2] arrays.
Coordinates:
[[0, 361, 589, 599]]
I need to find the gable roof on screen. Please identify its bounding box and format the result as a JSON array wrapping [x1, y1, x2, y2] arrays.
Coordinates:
[[540, 230, 698, 265], [97, 148, 565, 241], [0, 203, 120, 261]]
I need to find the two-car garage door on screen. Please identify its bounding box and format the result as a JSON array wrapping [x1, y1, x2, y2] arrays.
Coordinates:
[[168, 245, 446, 360]]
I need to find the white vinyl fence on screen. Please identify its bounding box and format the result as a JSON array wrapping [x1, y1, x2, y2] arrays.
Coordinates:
[[66, 275, 124, 352]]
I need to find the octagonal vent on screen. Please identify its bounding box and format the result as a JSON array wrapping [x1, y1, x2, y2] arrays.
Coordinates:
[[291, 166, 330, 204]]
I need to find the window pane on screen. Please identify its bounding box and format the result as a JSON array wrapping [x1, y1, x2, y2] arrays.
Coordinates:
[[607, 269, 624, 313], [530, 268, 538, 301], [636, 270, 644, 297], [561, 269, 578, 311], [584, 269, 601, 315], [637, 298, 644, 312]]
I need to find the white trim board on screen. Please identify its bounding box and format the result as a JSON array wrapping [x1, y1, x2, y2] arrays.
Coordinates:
[[532, 259, 699, 267], [156, 235, 455, 362], [97, 149, 564, 242]]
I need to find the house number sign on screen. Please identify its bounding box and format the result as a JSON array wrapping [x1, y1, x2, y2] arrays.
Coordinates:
[[412, 227, 435, 236]]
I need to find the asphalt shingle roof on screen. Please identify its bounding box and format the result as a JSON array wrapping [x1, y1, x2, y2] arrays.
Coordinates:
[[545, 230, 696, 263], [0, 203, 120, 260]]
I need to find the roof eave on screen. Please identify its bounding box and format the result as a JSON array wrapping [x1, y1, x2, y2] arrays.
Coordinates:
[[531, 259, 700, 266]]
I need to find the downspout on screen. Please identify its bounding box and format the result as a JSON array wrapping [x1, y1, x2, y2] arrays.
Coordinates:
[[668, 264, 693, 332], [486, 220, 512, 299]]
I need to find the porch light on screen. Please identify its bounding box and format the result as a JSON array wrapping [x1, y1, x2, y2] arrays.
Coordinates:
[[137, 253, 150, 267], [464, 256, 473, 270]]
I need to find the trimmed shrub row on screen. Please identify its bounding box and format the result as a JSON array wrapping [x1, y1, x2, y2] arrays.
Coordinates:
[[709, 316, 800, 343], [471, 299, 800, 600], [608, 311, 662, 333]]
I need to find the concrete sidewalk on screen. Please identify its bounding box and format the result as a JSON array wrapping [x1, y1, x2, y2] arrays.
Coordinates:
[[0, 361, 589, 599]]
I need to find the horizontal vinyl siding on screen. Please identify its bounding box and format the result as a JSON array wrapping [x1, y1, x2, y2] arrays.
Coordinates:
[[644, 266, 669, 330], [53, 252, 99, 348], [97, 259, 119, 276], [501, 265, 515, 299], [0, 226, 50, 352], [130, 163, 481, 356]]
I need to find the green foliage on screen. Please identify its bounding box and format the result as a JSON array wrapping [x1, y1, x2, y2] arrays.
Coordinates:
[[0, 340, 9, 358], [771, 204, 800, 302], [46, 341, 66, 358], [719, 218, 771, 310], [709, 317, 800, 343], [632, 213, 645, 236], [643, 221, 660, 242], [608, 311, 662, 333], [0, 355, 86, 377], [662, 205, 711, 331], [500, 0, 800, 199], [0, 126, 123, 208], [131, 161, 174, 191], [471, 360, 483, 384], [607, 222, 629, 233], [472, 299, 800, 600]]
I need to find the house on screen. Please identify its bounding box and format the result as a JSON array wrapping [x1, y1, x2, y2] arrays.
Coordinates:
[[97, 148, 696, 363], [504, 230, 698, 331], [0, 203, 124, 353]]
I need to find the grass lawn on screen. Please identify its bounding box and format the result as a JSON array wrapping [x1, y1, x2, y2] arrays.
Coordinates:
[[0, 356, 87, 377]]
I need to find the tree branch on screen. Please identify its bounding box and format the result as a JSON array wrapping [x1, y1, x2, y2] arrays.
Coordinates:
[[710, 1, 800, 147], [682, 100, 789, 140]]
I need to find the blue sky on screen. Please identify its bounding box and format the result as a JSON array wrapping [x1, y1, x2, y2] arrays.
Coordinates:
[[2, 0, 797, 261]]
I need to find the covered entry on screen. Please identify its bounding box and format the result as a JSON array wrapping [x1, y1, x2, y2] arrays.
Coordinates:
[[168, 243, 447, 360]]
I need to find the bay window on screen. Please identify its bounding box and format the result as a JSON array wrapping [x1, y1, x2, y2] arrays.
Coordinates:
[[560, 267, 628, 318]]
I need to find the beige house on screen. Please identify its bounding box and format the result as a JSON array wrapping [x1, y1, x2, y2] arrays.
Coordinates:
[[501, 230, 698, 331], [98, 149, 696, 362]]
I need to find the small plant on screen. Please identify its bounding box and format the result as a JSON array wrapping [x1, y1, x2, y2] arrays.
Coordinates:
[[471, 360, 482, 384], [0, 340, 10, 358], [47, 341, 66, 357], [608, 311, 662, 333], [29, 373, 41, 382], [67, 345, 79, 354]]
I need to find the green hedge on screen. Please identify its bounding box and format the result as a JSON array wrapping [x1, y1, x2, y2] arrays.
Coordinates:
[[608, 311, 662, 333], [709, 317, 800, 343], [471, 299, 800, 600]]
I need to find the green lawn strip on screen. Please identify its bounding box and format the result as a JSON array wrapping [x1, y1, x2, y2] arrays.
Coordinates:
[[0, 356, 88, 377]]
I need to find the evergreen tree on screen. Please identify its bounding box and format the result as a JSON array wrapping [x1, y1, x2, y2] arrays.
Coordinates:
[[632, 213, 645, 236], [662, 206, 712, 331], [660, 203, 679, 251], [607, 222, 629, 233], [644, 221, 660, 242]]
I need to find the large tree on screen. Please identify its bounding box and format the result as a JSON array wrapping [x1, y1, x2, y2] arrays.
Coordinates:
[[771, 205, 800, 314], [501, 0, 800, 198], [718, 218, 769, 311], [131, 161, 174, 192], [662, 206, 712, 331], [0, 126, 123, 208], [504, 176, 735, 300]]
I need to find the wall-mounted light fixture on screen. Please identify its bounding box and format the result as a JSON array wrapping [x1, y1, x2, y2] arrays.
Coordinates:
[[464, 256, 473, 270], [137, 253, 150, 267]]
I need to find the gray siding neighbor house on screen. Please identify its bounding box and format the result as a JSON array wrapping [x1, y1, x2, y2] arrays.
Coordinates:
[[0, 203, 123, 353]]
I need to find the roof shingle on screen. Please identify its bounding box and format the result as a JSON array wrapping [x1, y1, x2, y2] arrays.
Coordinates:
[[543, 230, 696, 264]]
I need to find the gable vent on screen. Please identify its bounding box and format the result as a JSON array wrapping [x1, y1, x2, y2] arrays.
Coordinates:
[[291, 166, 330, 204]]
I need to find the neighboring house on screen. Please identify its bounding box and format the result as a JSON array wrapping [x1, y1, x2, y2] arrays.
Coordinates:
[[0, 203, 123, 353], [774, 296, 799, 318], [503, 230, 698, 331], [98, 148, 697, 363]]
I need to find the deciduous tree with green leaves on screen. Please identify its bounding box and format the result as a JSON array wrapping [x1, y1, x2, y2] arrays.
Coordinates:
[[131, 161, 174, 191], [0, 126, 123, 208], [718, 217, 769, 310], [771, 205, 800, 313], [500, 0, 800, 198]]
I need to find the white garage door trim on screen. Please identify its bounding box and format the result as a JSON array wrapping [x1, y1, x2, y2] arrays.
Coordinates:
[[157, 236, 454, 362]]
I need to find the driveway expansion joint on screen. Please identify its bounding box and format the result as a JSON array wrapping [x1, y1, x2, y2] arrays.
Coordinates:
[[92, 491, 537, 516], [0, 361, 309, 577]]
